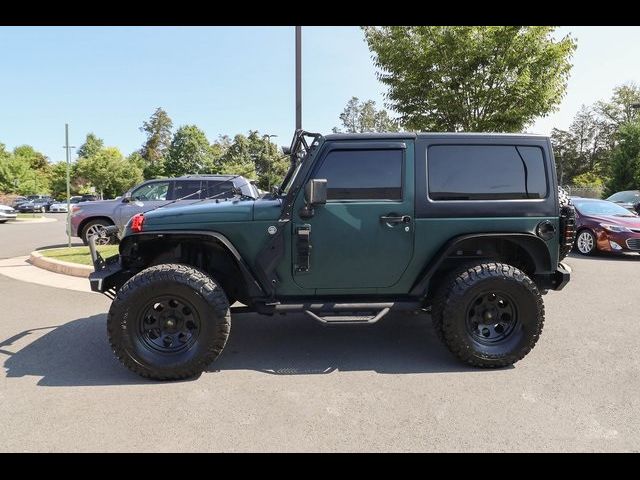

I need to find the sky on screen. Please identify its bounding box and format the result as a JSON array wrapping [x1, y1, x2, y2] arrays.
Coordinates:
[[1, 26, 639, 163]]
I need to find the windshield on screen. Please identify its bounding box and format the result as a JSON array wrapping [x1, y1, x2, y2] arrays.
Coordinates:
[[607, 190, 640, 203], [574, 199, 637, 216], [280, 160, 304, 194]]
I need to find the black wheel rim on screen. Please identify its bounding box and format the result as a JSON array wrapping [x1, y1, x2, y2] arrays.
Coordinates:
[[136, 295, 201, 354], [465, 291, 519, 345]]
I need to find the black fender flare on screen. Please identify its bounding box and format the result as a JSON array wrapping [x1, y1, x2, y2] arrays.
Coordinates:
[[409, 233, 554, 297], [119, 230, 266, 297]]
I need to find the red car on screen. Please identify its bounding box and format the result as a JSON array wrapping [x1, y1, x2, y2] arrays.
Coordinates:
[[572, 197, 640, 255]]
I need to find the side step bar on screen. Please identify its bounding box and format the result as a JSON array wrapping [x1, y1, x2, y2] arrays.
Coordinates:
[[304, 307, 390, 325], [232, 301, 422, 325]]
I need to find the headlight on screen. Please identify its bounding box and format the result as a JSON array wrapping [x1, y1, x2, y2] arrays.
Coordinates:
[[599, 223, 632, 233]]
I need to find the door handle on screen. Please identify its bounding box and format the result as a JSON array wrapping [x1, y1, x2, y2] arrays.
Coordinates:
[[380, 214, 411, 224]]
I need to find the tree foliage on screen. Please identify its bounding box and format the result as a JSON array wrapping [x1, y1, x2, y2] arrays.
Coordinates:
[[333, 97, 400, 133], [165, 125, 218, 177], [595, 83, 640, 132], [76, 147, 143, 198], [77, 133, 105, 159], [604, 122, 640, 197], [363, 26, 576, 132], [551, 105, 610, 185], [0, 144, 51, 194], [219, 131, 287, 190], [140, 107, 173, 178]]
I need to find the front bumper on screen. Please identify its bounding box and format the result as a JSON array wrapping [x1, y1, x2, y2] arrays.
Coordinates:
[[535, 262, 571, 291], [595, 229, 640, 253], [88, 225, 129, 295], [0, 212, 17, 220]]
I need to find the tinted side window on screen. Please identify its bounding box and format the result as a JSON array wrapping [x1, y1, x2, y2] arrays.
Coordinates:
[[204, 180, 234, 199], [314, 149, 403, 200], [171, 180, 202, 200], [428, 145, 547, 200]]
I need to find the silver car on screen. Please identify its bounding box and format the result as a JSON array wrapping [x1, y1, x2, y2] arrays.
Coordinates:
[[70, 175, 258, 244], [0, 204, 17, 223]]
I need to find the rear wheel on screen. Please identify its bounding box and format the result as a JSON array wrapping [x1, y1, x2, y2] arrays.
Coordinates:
[[575, 229, 597, 255], [431, 262, 544, 368], [107, 264, 231, 380], [81, 219, 116, 245]]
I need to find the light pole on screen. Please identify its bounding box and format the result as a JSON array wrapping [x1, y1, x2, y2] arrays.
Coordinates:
[[62, 124, 76, 248], [295, 26, 302, 131]]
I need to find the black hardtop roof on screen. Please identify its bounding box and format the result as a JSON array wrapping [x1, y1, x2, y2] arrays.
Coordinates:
[[324, 132, 549, 141]]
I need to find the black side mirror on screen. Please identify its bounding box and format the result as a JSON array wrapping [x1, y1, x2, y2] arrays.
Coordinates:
[[300, 179, 327, 219], [122, 193, 132, 203]]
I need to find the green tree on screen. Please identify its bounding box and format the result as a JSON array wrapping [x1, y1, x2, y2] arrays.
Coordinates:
[[76, 147, 143, 198], [362, 26, 576, 132], [0, 153, 31, 193], [165, 125, 216, 176], [77, 133, 105, 159], [604, 122, 640, 197], [333, 96, 400, 133], [551, 105, 610, 185], [595, 83, 640, 134], [13, 145, 50, 172], [218, 131, 289, 190], [140, 107, 173, 178]]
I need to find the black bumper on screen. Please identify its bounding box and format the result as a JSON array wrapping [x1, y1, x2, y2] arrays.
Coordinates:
[[535, 262, 571, 291], [89, 258, 130, 293]]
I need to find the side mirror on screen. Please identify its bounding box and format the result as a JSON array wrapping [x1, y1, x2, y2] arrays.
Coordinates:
[[300, 179, 327, 219], [304, 179, 327, 206], [122, 193, 132, 203]]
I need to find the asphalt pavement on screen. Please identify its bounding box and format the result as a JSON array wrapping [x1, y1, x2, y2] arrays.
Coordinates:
[[1, 216, 639, 452]]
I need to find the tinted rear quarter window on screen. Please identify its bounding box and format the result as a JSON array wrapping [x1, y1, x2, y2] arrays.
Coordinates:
[[428, 145, 547, 200]]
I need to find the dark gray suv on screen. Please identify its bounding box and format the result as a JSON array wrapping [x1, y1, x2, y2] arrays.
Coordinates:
[[71, 174, 258, 244]]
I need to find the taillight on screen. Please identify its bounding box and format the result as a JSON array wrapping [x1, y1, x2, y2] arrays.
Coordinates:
[[130, 213, 144, 233]]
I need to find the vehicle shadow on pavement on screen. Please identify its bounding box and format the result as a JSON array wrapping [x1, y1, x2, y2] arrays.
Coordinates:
[[210, 312, 492, 376], [1, 314, 148, 386], [1, 312, 491, 387]]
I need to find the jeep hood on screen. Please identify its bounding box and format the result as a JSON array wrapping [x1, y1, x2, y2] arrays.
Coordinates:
[[142, 197, 283, 229]]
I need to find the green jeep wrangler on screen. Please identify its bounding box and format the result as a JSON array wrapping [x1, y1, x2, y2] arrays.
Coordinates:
[[89, 130, 575, 380]]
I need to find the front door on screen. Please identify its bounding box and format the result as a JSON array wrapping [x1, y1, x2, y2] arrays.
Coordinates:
[[292, 141, 415, 290]]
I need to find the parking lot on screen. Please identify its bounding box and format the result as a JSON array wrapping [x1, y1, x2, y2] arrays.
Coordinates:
[[1, 215, 639, 452]]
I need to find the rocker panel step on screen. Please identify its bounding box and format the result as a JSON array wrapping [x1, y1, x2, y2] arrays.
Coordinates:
[[304, 307, 390, 325]]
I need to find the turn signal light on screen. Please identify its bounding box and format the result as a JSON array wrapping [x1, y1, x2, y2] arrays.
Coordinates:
[[130, 213, 145, 233]]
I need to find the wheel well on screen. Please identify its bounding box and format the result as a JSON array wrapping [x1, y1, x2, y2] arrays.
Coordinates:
[[426, 237, 540, 300], [78, 216, 115, 237], [120, 235, 252, 305]]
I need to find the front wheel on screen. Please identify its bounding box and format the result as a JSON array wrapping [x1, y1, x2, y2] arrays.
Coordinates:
[[107, 264, 231, 380], [432, 263, 544, 368], [575, 229, 597, 255]]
